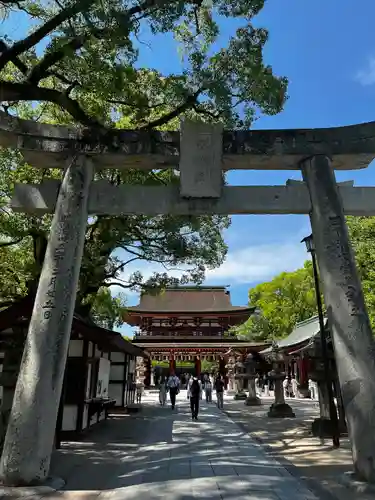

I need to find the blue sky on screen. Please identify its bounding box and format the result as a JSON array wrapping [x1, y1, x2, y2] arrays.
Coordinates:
[[2, 0, 375, 336], [113, 0, 375, 336]]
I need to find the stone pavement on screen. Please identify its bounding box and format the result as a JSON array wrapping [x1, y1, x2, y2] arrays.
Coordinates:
[[30, 390, 319, 500], [1, 391, 322, 500], [222, 394, 375, 500]]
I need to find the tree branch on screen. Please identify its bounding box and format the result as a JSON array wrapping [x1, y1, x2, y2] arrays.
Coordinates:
[[0, 40, 28, 75], [27, 34, 92, 84], [26, 0, 173, 83], [0, 0, 96, 71], [105, 281, 133, 289], [0, 80, 102, 127], [141, 90, 202, 129], [0, 238, 23, 247]]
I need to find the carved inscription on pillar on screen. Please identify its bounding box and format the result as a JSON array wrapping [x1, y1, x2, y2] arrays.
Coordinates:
[[0, 155, 93, 486], [179, 119, 223, 198]]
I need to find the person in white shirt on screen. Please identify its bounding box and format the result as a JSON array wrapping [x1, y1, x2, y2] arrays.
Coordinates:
[[159, 376, 167, 406], [291, 377, 299, 398], [308, 378, 316, 400], [283, 377, 290, 399], [167, 373, 180, 409], [205, 378, 213, 402]]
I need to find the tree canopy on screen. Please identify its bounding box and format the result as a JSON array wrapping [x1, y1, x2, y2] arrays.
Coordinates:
[[0, 0, 287, 129], [0, 0, 288, 327], [235, 217, 375, 341], [234, 261, 317, 341]]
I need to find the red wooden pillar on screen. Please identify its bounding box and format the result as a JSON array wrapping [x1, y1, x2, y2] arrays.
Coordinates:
[[298, 356, 309, 385], [195, 357, 201, 377], [169, 357, 176, 374], [219, 357, 226, 376]]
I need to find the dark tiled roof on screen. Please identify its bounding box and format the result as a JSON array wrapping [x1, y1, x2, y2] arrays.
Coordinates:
[[0, 294, 146, 357], [261, 315, 327, 353], [126, 287, 253, 314]]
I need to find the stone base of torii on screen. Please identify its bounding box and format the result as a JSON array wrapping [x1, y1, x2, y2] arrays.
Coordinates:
[[0, 115, 375, 485]]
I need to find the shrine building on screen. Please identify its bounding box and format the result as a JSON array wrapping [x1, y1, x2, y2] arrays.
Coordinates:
[[125, 286, 268, 385]]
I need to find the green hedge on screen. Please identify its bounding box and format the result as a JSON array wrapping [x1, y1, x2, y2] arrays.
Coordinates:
[[152, 360, 194, 368]]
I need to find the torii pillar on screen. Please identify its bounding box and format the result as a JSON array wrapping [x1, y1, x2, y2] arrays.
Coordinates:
[[0, 156, 93, 486], [302, 155, 375, 483]]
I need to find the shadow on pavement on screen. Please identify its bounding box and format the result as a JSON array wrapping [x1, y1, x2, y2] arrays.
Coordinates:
[[46, 395, 318, 499]]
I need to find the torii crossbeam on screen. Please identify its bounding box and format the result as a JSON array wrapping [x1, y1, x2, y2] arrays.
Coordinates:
[[1, 114, 375, 486]]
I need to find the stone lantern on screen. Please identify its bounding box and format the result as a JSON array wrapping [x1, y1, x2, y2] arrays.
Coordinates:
[[234, 356, 247, 400], [308, 336, 345, 437], [244, 353, 261, 406], [225, 352, 236, 395], [267, 343, 295, 418], [136, 356, 146, 388]]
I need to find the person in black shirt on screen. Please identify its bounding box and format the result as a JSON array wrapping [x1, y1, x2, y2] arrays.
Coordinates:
[[215, 375, 225, 409], [190, 377, 201, 420]]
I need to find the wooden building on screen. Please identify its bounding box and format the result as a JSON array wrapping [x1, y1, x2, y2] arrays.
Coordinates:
[[0, 294, 147, 444], [260, 315, 327, 387], [125, 286, 269, 384]]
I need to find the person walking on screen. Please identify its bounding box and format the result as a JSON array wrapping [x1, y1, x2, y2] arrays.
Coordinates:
[[291, 376, 299, 399], [205, 377, 213, 402], [215, 375, 225, 409], [190, 376, 201, 420], [167, 372, 180, 409], [159, 376, 167, 406], [187, 375, 192, 400]]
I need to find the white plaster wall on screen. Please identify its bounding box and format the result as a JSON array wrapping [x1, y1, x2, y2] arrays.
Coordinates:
[[110, 364, 124, 381], [86, 363, 92, 398], [83, 405, 89, 430], [111, 351, 125, 362], [88, 342, 94, 357], [102, 352, 109, 359], [96, 358, 110, 398], [94, 346, 101, 358], [108, 384, 123, 406], [68, 339, 83, 357], [62, 405, 78, 431], [98, 410, 106, 421], [129, 358, 136, 373]]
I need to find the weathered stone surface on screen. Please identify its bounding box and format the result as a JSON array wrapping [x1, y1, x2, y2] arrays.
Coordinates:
[[245, 396, 261, 406], [311, 417, 335, 438], [245, 378, 261, 406], [1, 112, 375, 170], [267, 403, 296, 418], [10, 181, 375, 216], [0, 156, 93, 486], [179, 120, 223, 198], [301, 155, 375, 483]]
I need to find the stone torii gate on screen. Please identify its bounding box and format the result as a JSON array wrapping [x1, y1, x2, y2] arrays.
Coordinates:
[[1, 115, 375, 485]]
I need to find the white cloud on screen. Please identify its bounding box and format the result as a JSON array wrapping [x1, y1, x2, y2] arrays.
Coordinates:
[[205, 242, 308, 284], [356, 56, 375, 86], [109, 238, 309, 302]]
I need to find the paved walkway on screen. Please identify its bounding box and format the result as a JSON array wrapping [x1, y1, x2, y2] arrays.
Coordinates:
[[46, 391, 320, 500]]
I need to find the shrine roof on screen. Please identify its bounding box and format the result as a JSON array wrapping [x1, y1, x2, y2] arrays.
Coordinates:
[[134, 340, 269, 350], [0, 294, 147, 357], [124, 287, 255, 317], [260, 315, 328, 354]]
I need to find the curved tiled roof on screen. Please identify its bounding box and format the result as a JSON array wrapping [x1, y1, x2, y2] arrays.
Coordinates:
[[260, 315, 327, 354], [126, 287, 254, 314]]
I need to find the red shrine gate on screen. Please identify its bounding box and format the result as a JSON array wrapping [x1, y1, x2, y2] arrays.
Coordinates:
[[124, 286, 268, 385]]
